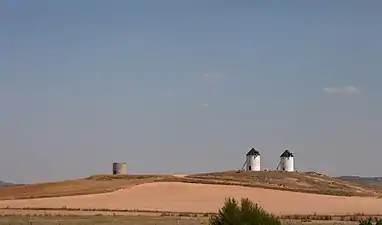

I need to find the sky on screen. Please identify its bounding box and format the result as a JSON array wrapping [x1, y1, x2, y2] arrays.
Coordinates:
[[0, 0, 381, 184]]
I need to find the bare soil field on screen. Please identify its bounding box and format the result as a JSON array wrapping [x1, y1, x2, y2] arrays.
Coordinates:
[[1, 182, 382, 215]]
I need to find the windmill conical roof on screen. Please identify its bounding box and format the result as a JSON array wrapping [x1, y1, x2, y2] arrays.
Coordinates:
[[246, 148, 260, 156], [280, 149, 294, 157]]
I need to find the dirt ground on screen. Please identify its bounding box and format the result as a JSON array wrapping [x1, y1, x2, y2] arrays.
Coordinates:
[[1, 182, 382, 215]]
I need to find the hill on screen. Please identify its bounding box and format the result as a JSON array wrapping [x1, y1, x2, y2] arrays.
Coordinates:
[[0, 181, 19, 187], [2, 181, 382, 215], [184, 171, 382, 197], [0, 174, 165, 200], [0, 171, 381, 200]]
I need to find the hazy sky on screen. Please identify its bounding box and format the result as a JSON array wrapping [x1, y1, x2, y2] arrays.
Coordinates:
[[1, 1, 381, 184]]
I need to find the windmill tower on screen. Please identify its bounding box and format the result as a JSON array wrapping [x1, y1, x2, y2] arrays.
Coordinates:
[[243, 148, 261, 171], [277, 149, 294, 172]]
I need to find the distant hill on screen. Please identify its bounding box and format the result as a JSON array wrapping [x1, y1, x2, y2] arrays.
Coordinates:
[[336, 176, 382, 187], [0, 180, 21, 187]]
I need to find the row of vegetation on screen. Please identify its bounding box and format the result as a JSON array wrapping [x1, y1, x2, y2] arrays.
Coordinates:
[[2, 198, 381, 225], [209, 198, 382, 225]]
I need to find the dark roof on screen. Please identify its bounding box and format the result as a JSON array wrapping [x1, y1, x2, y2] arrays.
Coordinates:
[[280, 149, 294, 157], [246, 148, 260, 156]]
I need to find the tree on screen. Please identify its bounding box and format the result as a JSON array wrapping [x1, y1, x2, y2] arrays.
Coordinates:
[[209, 197, 281, 225]]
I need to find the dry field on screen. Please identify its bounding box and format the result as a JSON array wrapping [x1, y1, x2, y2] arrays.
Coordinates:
[[1, 172, 382, 216]]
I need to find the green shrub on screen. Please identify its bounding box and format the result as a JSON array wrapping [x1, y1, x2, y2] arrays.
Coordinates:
[[209, 197, 281, 225], [359, 217, 382, 225], [360, 218, 373, 225]]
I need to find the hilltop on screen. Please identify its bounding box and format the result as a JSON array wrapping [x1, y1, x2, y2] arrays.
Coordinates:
[[0, 171, 381, 200], [183, 171, 382, 197]]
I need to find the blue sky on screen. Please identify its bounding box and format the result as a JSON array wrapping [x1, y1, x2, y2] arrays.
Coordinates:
[[1, 1, 381, 183]]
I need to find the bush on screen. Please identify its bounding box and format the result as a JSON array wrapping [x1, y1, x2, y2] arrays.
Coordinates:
[[359, 218, 382, 225], [359, 218, 373, 225], [209, 197, 281, 225]]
